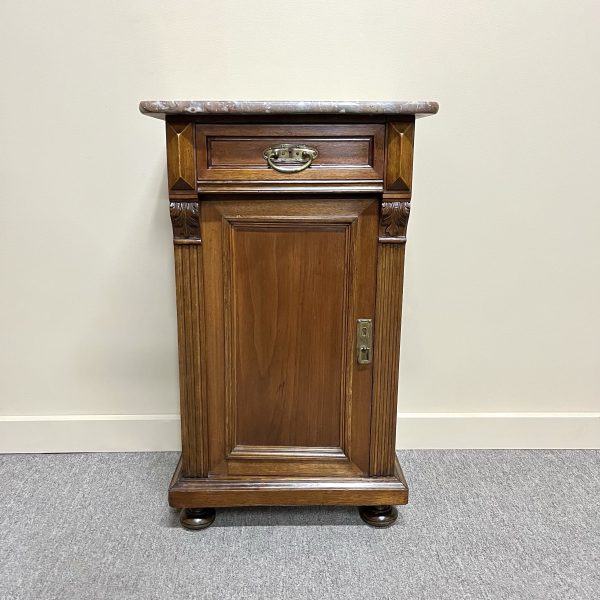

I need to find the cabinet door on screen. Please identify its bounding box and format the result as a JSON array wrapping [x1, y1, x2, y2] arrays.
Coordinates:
[[202, 198, 378, 477]]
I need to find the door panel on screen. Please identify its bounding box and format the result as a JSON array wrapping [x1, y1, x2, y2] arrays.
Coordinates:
[[233, 225, 347, 448], [202, 198, 378, 477]]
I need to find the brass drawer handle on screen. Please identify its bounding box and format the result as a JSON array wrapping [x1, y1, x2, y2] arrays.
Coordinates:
[[262, 144, 319, 173]]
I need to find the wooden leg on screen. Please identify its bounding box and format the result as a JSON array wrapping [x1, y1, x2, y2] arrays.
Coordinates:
[[180, 507, 216, 530], [358, 505, 398, 528]]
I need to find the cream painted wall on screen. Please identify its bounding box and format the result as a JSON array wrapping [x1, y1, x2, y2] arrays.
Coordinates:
[[1, 0, 599, 450]]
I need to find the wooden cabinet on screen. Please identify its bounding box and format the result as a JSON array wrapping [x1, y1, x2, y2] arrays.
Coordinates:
[[140, 100, 438, 529]]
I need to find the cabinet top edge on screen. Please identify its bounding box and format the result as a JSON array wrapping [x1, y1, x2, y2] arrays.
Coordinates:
[[139, 100, 439, 119]]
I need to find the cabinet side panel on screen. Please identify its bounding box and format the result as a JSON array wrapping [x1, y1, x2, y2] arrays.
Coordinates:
[[174, 244, 208, 477], [370, 243, 405, 475]]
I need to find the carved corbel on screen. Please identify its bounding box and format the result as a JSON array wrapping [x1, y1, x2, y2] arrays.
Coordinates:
[[170, 201, 201, 244], [379, 201, 410, 243]]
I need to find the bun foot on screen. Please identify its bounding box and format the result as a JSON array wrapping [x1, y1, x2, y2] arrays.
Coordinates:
[[180, 507, 216, 530], [358, 505, 398, 528]]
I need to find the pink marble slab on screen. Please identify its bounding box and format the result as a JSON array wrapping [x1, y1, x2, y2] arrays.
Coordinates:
[[139, 100, 439, 118]]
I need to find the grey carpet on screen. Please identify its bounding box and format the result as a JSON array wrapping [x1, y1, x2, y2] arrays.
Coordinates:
[[0, 451, 598, 600]]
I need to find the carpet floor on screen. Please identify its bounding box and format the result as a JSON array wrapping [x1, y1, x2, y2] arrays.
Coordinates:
[[0, 450, 598, 600]]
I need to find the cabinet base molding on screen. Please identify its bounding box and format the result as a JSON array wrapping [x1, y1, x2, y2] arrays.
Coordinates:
[[168, 456, 409, 508]]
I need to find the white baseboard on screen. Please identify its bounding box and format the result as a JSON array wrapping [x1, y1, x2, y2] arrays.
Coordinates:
[[0, 412, 598, 453], [396, 412, 600, 449], [0, 415, 181, 453]]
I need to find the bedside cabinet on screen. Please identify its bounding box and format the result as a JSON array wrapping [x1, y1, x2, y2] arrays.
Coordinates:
[[140, 100, 438, 529]]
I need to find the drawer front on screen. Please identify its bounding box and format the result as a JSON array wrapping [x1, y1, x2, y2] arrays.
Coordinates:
[[196, 124, 385, 183]]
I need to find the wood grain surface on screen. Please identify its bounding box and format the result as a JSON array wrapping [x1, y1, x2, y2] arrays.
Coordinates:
[[197, 124, 384, 183]]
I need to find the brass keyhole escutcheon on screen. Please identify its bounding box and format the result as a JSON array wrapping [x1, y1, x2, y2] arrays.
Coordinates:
[[357, 319, 373, 365]]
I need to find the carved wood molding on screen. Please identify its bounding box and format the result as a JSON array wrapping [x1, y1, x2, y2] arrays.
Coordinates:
[[371, 243, 406, 475], [170, 201, 201, 244], [379, 201, 410, 243], [174, 243, 208, 477], [385, 121, 414, 191], [166, 122, 195, 191]]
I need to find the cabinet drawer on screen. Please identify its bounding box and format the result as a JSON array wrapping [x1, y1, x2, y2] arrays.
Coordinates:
[[196, 124, 384, 184]]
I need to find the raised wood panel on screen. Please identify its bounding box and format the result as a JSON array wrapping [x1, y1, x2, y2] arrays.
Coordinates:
[[201, 198, 378, 478], [210, 137, 372, 167], [230, 224, 348, 448], [174, 244, 208, 477], [196, 124, 385, 183], [385, 120, 414, 191], [166, 121, 195, 191]]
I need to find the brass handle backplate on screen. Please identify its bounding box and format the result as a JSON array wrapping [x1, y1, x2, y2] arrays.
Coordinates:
[[262, 144, 319, 173]]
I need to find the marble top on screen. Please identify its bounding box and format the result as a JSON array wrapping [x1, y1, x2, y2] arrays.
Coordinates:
[[139, 100, 439, 118]]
